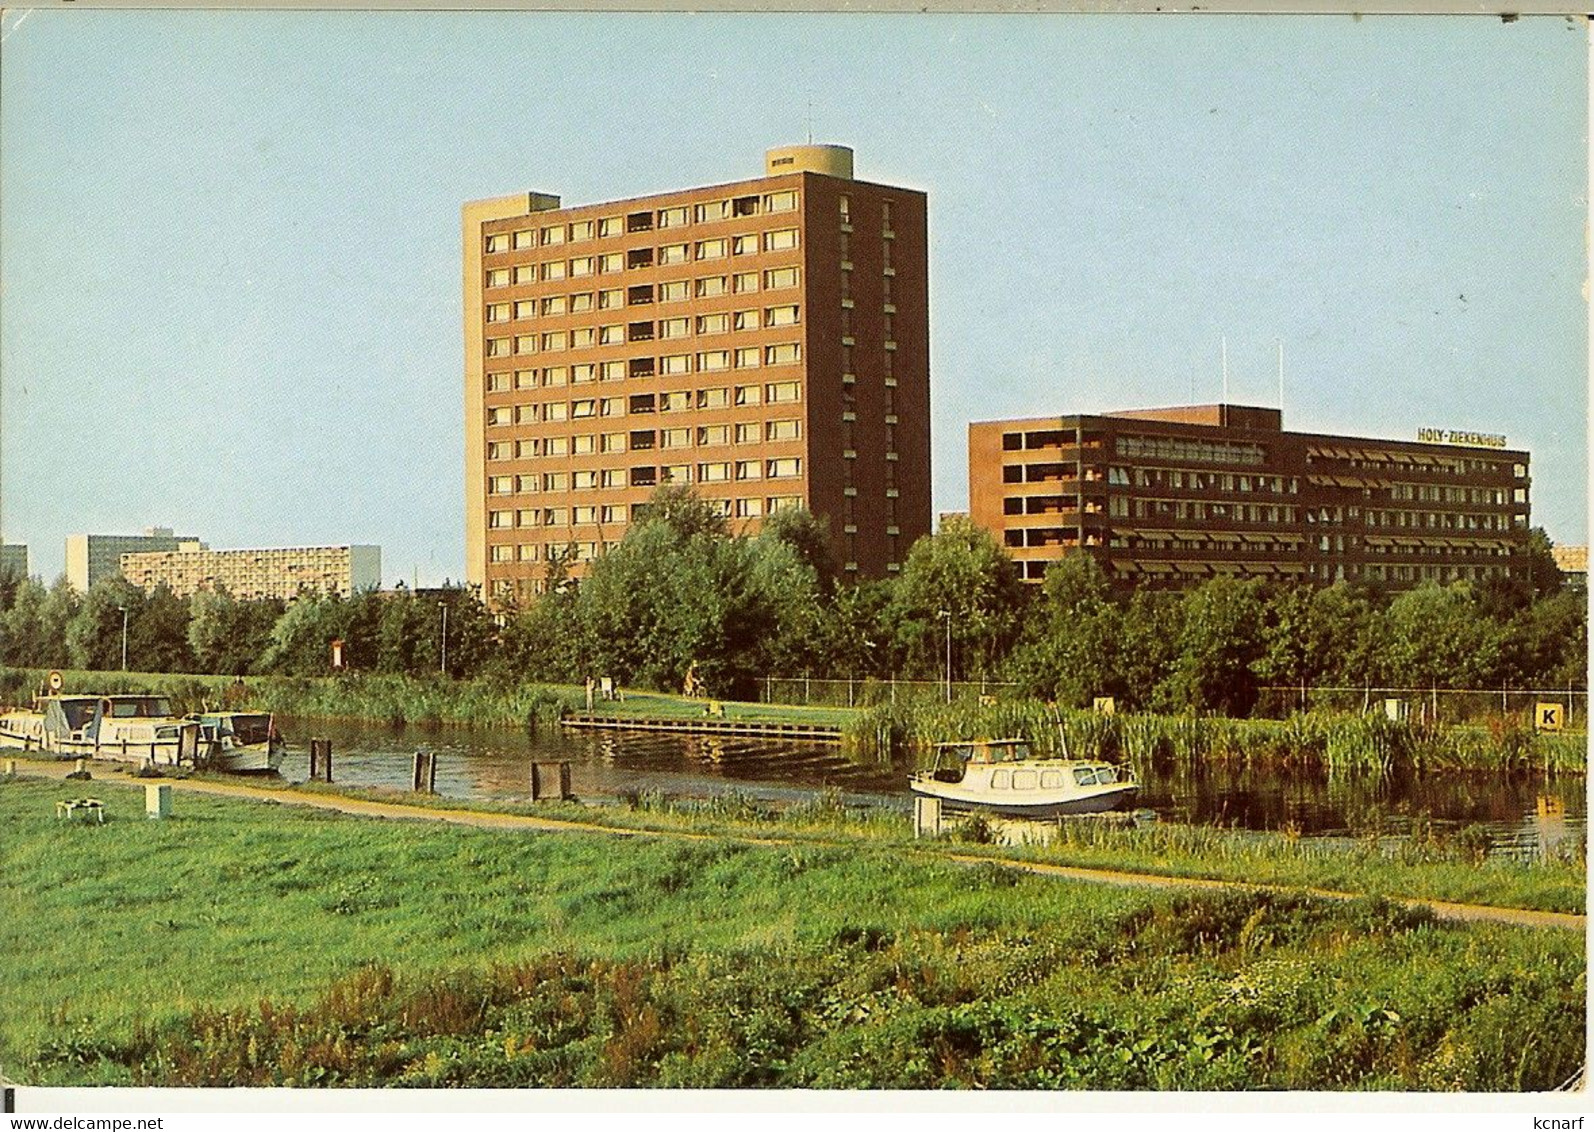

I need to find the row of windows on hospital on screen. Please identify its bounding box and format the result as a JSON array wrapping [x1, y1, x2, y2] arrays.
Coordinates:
[[1108, 497, 1519, 531], [489, 493, 806, 536], [1363, 564, 1511, 583], [489, 420, 800, 460], [1307, 449, 1527, 480], [487, 383, 802, 426], [488, 458, 803, 496], [485, 308, 799, 352], [485, 231, 801, 287], [484, 191, 803, 255], [1081, 466, 1519, 509]]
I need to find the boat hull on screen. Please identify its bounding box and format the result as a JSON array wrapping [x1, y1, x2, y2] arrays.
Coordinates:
[[0, 724, 184, 763], [208, 740, 287, 774], [910, 780, 1138, 818]]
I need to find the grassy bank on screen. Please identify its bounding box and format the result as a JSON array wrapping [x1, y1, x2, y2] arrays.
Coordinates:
[[847, 699, 1588, 777], [2, 777, 1583, 1090], [272, 776, 1585, 915]]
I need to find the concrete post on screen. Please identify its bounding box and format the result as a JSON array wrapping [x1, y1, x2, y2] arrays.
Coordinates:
[[146, 783, 172, 820], [913, 796, 942, 839]]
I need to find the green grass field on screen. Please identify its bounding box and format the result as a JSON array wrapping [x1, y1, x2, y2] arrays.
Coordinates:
[[1, 776, 1583, 1089], [276, 776, 1588, 915]]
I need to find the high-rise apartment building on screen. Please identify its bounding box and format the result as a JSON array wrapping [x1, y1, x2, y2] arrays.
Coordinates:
[[119, 544, 381, 601], [0, 544, 28, 580], [65, 528, 202, 591], [463, 144, 930, 603], [970, 404, 1530, 589]]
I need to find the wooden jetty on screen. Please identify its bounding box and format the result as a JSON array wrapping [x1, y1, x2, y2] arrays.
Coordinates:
[[560, 713, 842, 743]]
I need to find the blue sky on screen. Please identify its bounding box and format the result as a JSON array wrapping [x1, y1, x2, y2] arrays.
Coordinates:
[[2, 11, 1586, 586]]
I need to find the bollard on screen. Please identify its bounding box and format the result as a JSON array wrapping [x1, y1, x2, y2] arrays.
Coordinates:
[[913, 795, 942, 839], [531, 761, 572, 802], [146, 783, 172, 820], [75, 759, 87, 775], [2, 758, 13, 776]]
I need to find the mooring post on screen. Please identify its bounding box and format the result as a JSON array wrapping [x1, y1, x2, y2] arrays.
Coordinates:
[[74, 758, 87, 776], [412, 750, 437, 793], [531, 761, 572, 802], [2, 758, 15, 776], [309, 738, 334, 783], [913, 796, 942, 839]]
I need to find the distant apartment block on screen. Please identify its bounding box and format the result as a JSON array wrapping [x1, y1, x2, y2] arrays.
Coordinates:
[[65, 528, 201, 591], [120, 544, 382, 601], [969, 403, 1530, 589], [0, 544, 28, 580], [1551, 545, 1587, 589], [463, 143, 931, 602]]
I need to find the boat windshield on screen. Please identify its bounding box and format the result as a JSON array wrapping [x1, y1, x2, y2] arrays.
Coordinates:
[[1073, 767, 1100, 786], [108, 697, 173, 719], [58, 701, 96, 730], [229, 715, 273, 746], [1096, 766, 1119, 784], [965, 741, 1029, 764]]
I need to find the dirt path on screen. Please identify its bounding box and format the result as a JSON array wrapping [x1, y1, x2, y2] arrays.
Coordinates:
[[10, 757, 1584, 933]]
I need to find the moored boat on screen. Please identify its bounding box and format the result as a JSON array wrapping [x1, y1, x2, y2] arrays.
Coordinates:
[[189, 711, 287, 773], [0, 694, 193, 765], [909, 738, 1139, 818]]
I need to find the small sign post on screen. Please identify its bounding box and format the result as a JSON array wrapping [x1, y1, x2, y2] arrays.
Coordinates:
[[1534, 702, 1565, 733], [1093, 697, 1116, 716]]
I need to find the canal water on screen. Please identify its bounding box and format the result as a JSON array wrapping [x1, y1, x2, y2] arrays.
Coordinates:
[[278, 718, 1586, 855]]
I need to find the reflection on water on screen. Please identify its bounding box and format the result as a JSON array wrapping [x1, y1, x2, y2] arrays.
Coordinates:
[[277, 717, 1584, 853]]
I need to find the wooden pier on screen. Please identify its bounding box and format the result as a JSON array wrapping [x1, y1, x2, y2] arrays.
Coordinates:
[[560, 713, 842, 743]]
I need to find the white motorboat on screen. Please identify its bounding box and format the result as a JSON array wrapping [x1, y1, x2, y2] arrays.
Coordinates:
[[0, 694, 195, 765], [909, 737, 1139, 818], [189, 712, 287, 773]]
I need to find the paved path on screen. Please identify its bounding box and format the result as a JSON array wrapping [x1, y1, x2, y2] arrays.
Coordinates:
[[9, 757, 1584, 933]]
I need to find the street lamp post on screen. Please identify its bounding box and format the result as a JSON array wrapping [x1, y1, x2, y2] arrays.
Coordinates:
[[118, 607, 128, 672], [439, 602, 449, 677], [938, 609, 951, 704]]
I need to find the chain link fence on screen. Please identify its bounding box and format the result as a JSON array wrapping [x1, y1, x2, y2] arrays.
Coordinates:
[[1254, 686, 1588, 730], [761, 676, 1020, 709], [763, 676, 1587, 731]]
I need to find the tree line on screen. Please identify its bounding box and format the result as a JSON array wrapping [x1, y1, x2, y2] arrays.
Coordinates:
[[0, 487, 1583, 715]]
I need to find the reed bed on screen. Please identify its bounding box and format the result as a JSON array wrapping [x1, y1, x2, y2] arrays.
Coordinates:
[[841, 699, 1587, 779], [0, 667, 585, 732]]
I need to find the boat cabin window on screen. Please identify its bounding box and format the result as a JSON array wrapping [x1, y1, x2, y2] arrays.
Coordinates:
[[107, 697, 173, 719], [991, 770, 1011, 789], [1040, 771, 1063, 789], [1096, 766, 1119, 784], [1073, 767, 1099, 786], [1012, 770, 1037, 790]]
